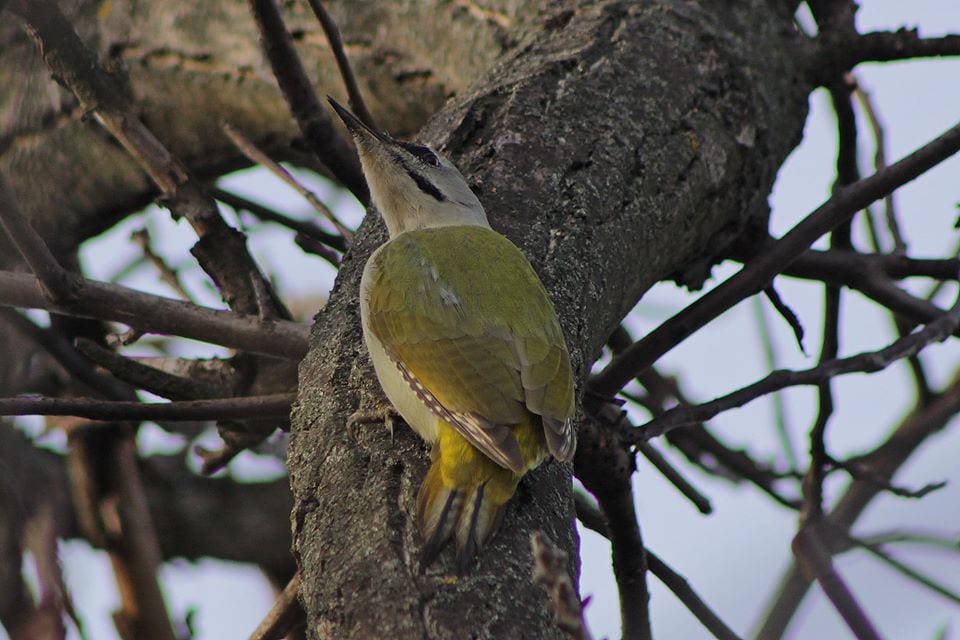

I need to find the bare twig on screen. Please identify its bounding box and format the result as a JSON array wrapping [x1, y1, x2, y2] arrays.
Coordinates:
[[828, 456, 946, 499], [748, 245, 960, 283], [792, 527, 882, 640], [304, 0, 376, 128], [573, 493, 742, 640], [627, 365, 801, 508], [74, 338, 224, 401], [751, 297, 799, 470], [635, 291, 960, 440], [844, 534, 960, 606], [763, 284, 806, 354], [109, 433, 179, 640], [214, 188, 346, 252], [0, 308, 135, 401], [756, 371, 960, 639], [11, 0, 285, 321], [130, 228, 194, 302], [248, 571, 304, 640], [591, 118, 960, 397], [645, 549, 743, 640], [247, 0, 368, 202], [812, 31, 960, 85], [637, 442, 712, 514], [0, 270, 309, 359], [222, 123, 354, 241], [0, 173, 73, 301], [294, 233, 342, 266], [0, 393, 294, 423], [853, 78, 905, 253], [530, 532, 594, 640]]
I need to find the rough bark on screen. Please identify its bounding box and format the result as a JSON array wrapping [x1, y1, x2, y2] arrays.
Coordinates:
[[290, 1, 808, 638], [0, 0, 519, 259]]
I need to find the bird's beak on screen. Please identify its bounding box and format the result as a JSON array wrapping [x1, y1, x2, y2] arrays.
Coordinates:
[[327, 97, 390, 145]]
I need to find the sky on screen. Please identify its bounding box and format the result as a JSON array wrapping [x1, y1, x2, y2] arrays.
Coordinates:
[[5, 2, 960, 639]]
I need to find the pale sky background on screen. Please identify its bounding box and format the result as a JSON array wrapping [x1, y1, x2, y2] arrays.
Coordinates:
[[5, 2, 960, 639]]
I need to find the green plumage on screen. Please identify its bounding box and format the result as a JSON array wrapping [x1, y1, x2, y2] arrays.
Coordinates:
[[364, 224, 575, 567], [367, 226, 574, 426]]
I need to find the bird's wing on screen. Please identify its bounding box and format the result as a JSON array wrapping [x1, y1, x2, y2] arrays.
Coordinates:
[[366, 226, 576, 471]]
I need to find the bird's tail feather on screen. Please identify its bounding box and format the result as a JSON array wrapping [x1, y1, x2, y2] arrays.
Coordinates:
[[416, 458, 509, 572]]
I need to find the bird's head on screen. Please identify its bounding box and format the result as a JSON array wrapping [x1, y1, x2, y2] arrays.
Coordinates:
[[328, 97, 489, 238]]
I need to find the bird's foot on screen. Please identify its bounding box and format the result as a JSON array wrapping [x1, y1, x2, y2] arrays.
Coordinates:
[[347, 405, 401, 442]]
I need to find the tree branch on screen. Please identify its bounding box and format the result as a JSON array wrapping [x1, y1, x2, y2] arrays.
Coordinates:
[[812, 30, 960, 84], [305, 0, 377, 129], [0, 173, 73, 301], [0, 393, 294, 422], [592, 118, 960, 397], [0, 270, 308, 359], [635, 291, 960, 440], [756, 369, 960, 638], [247, 0, 367, 203]]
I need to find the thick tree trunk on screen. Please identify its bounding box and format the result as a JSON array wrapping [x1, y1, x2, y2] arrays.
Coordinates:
[[0, 0, 515, 258], [290, 0, 808, 638]]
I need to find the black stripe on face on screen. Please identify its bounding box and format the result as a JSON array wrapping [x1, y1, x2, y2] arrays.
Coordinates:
[[407, 168, 445, 202]]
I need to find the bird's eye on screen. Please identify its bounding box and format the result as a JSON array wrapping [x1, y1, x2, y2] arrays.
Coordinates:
[[399, 141, 440, 167]]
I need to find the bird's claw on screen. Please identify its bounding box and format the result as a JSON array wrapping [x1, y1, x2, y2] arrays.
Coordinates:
[[347, 406, 400, 442]]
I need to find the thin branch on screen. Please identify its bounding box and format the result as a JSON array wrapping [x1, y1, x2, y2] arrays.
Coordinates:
[[304, 0, 377, 128], [0, 393, 294, 422], [859, 529, 960, 552], [751, 297, 799, 470], [74, 338, 224, 401], [130, 228, 194, 302], [637, 442, 712, 514], [294, 233, 342, 267], [573, 491, 607, 537], [756, 370, 960, 639], [10, 0, 287, 320], [846, 535, 960, 606], [573, 493, 743, 640], [645, 549, 743, 640], [108, 433, 180, 640], [828, 456, 946, 499], [763, 284, 806, 355], [633, 367, 801, 509], [634, 290, 960, 441], [247, 0, 368, 203], [0, 308, 135, 401], [221, 123, 354, 241], [812, 30, 960, 85], [853, 77, 905, 253], [213, 188, 347, 252], [747, 245, 960, 283], [0, 270, 309, 359], [591, 118, 960, 397], [248, 571, 304, 640], [792, 527, 882, 640], [0, 173, 73, 301]]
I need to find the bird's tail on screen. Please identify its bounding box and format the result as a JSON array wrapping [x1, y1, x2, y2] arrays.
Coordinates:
[[416, 453, 518, 572]]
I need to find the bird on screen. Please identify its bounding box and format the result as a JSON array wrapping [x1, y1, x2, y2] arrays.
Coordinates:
[[328, 97, 576, 571]]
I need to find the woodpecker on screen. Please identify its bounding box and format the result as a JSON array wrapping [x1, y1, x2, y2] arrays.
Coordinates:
[[328, 98, 576, 570]]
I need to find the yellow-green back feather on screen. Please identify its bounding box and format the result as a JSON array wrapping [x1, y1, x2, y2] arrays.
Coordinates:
[[366, 225, 576, 467]]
